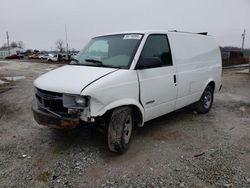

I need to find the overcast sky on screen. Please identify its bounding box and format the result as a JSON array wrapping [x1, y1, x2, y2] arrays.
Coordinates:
[[0, 0, 250, 50]]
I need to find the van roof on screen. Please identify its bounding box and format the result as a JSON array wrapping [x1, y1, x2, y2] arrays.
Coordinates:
[[96, 30, 209, 37]]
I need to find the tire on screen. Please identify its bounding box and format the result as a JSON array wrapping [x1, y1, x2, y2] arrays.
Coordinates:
[[108, 107, 133, 153], [195, 85, 214, 114]]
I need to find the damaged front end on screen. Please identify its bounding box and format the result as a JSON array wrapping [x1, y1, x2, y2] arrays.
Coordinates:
[[32, 88, 94, 129]]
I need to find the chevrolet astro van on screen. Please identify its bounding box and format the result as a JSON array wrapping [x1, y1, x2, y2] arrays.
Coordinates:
[[32, 30, 222, 153]]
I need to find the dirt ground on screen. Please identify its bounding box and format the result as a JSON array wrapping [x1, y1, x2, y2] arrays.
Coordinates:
[[0, 60, 250, 188]]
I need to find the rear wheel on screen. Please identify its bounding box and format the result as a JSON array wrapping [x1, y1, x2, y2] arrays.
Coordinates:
[[195, 85, 214, 114], [108, 107, 133, 153]]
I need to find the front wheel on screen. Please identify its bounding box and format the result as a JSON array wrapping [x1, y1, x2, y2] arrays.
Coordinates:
[[108, 107, 133, 153], [195, 85, 214, 114]]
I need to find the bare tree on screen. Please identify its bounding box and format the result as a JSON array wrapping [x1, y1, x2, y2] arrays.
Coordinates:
[[17, 41, 25, 49], [10, 42, 18, 48], [55, 40, 64, 52]]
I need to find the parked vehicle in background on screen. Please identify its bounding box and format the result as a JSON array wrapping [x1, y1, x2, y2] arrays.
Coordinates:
[[62, 54, 70, 61], [5, 54, 24, 59], [28, 54, 40, 59], [70, 53, 78, 60], [20, 49, 33, 57], [32, 30, 222, 153], [47, 54, 59, 62], [40, 54, 52, 60]]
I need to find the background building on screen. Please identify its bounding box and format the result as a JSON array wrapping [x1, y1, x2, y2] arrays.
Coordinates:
[[0, 47, 23, 58]]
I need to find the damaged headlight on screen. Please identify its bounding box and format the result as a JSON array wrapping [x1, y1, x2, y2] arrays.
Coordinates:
[[63, 94, 89, 108], [74, 96, 87, 107]]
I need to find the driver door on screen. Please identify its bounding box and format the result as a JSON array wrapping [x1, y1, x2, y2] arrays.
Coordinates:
[[136, 34, 177, 121]]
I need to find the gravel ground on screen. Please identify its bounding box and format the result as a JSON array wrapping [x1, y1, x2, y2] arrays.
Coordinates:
[[0, 60, 250, 188]]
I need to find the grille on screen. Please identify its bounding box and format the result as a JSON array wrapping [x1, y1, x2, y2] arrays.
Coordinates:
[[35, 88, 67, 114]]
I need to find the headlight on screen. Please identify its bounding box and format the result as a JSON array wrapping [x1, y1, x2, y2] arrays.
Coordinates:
[[75, 96, 87, 107]]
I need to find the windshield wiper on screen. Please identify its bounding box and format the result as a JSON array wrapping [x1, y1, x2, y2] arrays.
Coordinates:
[[85, 59, 119, 68], [71, 58, 123, 69], [85, 59, 103, 65]]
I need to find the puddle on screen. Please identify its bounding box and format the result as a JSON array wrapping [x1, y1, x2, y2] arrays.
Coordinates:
[[4, 76, 25, 81]]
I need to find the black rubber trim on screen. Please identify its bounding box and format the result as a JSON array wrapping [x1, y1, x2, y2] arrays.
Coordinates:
[[136, 71, 143, 107]]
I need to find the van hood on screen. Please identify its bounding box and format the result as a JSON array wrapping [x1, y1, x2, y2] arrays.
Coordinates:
[[34, 65, 117, 94]]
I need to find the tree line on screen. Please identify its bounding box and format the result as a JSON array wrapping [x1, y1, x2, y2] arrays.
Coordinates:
[[0, 39, 74, 52], [0, 41, 25, 49]]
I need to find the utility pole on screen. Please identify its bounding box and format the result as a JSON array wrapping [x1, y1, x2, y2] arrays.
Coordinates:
[[6, 32, 10, 56], [65, 24, 69, 59], [242, 29, 246, 49]]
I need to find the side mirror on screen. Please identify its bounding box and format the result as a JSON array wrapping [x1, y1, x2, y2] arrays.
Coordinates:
[[136, 57, 162, 69]]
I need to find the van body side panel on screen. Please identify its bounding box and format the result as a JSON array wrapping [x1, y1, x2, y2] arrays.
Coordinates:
[[167, 33, 222, 110]]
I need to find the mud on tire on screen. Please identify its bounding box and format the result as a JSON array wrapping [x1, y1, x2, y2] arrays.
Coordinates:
[[108, 106, 133, 153]]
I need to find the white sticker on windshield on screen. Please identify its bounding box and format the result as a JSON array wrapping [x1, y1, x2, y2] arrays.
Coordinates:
[[123, 34, 142, 40]]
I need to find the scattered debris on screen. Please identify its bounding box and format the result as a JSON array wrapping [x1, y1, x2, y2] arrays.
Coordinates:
[[64, 181, 69, 186], [175, 168, 181, 172], [223, 183, 233, 188], [179, 182, 185, 187], [18, 154, 31, 159], [75, 166, 81, 170], [229, 127, 235, 131], [194, 152, 205, 158], [52, 175, 58, 180]]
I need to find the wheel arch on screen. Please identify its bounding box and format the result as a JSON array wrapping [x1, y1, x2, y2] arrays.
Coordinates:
[[94, 99, 145, 127], [203, 79, 216, 93]]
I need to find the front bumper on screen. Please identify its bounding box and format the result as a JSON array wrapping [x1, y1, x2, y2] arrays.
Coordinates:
[[32, 106, 80, 129]]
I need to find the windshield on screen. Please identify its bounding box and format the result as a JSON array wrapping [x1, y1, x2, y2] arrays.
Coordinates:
[[71, 34, 143, 69]]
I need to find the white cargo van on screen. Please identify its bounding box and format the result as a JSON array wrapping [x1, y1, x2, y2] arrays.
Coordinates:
[[33, 30, 222, 153]]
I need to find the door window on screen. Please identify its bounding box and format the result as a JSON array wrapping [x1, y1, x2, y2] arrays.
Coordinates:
[[140, 35, 172, 68]]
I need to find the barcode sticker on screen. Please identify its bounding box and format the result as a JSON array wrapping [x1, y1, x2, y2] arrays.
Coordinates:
[[123, 34, 142, 40]]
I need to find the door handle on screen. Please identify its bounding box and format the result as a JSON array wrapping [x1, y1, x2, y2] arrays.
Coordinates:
[[173, 75, 177, 86]]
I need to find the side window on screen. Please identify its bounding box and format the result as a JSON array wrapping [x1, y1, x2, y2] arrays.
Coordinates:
[[140, 35, 172, 68]]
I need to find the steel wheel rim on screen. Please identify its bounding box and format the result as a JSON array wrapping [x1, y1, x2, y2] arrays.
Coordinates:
[[203, 91, 212, 109], [123, 115, 132, 144]]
